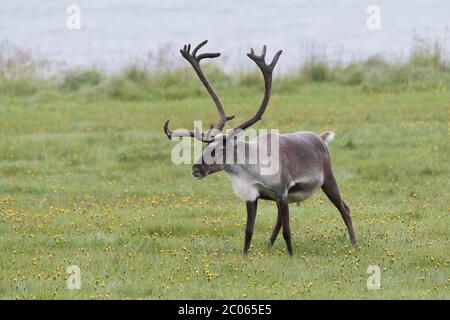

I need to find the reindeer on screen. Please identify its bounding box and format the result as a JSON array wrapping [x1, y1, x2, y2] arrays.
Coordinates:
[[163, 40, 356, 256]]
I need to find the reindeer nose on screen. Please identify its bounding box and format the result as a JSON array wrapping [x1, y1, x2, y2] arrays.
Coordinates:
[[191, 164, 207, 179]]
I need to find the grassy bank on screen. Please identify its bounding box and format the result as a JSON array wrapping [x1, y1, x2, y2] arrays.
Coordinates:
[[0, 42, 449, 299]]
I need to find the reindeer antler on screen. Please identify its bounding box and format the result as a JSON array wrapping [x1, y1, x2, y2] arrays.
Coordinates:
[[233, 46, 282, 132], [163, 40, 234, 141], [163, 42, 282, 142]]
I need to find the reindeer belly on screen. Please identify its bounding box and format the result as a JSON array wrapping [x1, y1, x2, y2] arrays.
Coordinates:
[[228, 174, 322, 203], [287, 190, 315, 203], [256, 187, 278, 201], [287, 181, 321, 203]]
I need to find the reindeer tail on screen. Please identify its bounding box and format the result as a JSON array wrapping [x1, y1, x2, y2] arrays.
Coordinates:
[[319, 131, 335, 145]]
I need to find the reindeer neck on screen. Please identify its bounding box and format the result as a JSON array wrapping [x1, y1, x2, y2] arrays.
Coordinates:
[[223, 139, 259, 177]]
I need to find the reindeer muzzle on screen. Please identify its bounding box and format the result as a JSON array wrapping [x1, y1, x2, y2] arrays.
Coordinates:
[[191, 165, 207, 179]]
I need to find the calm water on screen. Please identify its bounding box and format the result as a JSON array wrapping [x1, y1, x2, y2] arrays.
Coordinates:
[[1, 0, 449, 72]]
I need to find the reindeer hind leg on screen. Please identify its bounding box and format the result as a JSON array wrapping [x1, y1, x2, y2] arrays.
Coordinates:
[[268, 202, 282, 248], [321, 174, 357, 246]]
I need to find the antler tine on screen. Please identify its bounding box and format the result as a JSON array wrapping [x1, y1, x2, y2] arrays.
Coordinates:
[[192, 40, 208, 56], [163, 120, 173, 139], [261, 45, 267, 59], [194, 126, 215, 143], [164, 120, 196, 140], [233, 46, 282, 132], [269, 50, 282, 68]]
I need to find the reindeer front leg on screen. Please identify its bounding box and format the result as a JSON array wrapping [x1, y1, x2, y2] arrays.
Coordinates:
[[243, 199, 258, 256]]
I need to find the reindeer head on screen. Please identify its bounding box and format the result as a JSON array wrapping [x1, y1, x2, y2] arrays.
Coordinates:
[[191, 132, 230, 179], [163, 40, 282, 180]]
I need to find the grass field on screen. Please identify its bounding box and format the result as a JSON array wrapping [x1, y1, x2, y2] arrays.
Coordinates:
[[0, 44, 449, 299]]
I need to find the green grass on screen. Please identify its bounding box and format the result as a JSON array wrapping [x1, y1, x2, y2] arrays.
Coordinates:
[[0, 42, 449, 299]]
